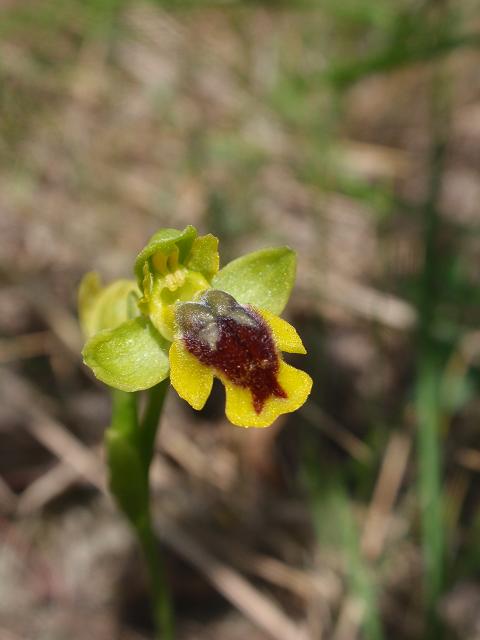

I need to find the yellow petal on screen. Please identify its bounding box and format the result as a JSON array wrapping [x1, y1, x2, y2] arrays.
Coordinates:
[[256, 308, 306, 354], [223, 361, 312, 428], [169, 341, 213, 410]]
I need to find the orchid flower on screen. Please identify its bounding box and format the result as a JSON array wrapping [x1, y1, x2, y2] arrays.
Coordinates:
[[80, 226, 312, 427]]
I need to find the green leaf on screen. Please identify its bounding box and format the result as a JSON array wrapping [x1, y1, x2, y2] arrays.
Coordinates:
[[106, 429, 148, 525], [78, 272, 140, 339], [82, 317, 170, 391], [134, 225, 197, 283], [212, 247, 296, 315]]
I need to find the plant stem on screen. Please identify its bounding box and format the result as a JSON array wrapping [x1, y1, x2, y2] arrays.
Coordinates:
[[111, 387, 139, 436], [139, 381, 174, 637], [137, 511, 175, 639], [139, 380, 170, 471], [415, 55, 449, 633], [108, 382, 174, 639], [416, 354, 443, 616]]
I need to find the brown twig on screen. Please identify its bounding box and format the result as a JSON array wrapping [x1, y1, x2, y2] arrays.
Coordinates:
[[361, 431, 411, 561]]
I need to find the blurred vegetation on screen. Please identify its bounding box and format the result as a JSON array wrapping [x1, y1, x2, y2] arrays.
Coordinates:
[[1, 0, 480, 639]]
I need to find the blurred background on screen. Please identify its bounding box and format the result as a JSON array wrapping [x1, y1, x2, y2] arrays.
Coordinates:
[[1, 1, 480, 638]]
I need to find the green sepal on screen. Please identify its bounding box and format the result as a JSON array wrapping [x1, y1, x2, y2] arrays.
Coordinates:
[[106, 428, 148, 525], [212, 247, 296, 315], [78, 272, 140, 339], [82, 317, 170, 392], [134, 226, 197, 284]]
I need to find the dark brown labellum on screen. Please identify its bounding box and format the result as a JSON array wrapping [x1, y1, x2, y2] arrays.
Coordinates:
[[176, 290, 286, 413]]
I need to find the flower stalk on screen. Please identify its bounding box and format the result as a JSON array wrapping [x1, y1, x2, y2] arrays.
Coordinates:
[[107, 382, 174, 639]]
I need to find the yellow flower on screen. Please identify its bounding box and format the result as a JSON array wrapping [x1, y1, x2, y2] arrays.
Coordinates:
[[169, 290, 312, 428]]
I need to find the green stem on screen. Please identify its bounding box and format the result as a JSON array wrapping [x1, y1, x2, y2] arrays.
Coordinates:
[[139, 380, 174, 639], [415, 55, 449, 634], [139, 380, 170, 471], [137, 512, 175, 639], [108, 382, 174, 639], [111, 388, 139, 436], [416, 355, 444, 616]]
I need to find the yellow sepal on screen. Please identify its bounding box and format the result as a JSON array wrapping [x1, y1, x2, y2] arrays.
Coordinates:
[[256, 308, 306, 354], [223, 361, 312, 428], [169, 341, 213, 410]]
